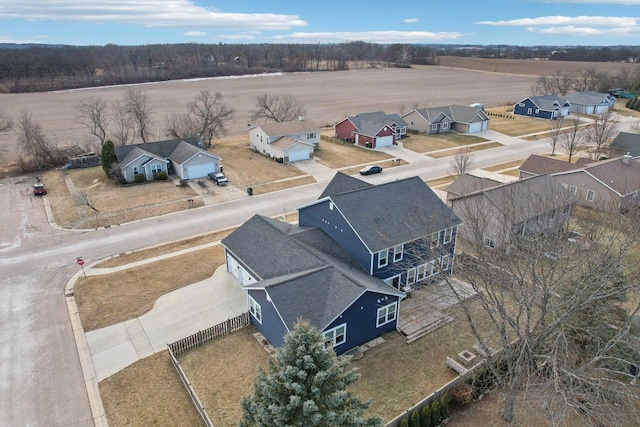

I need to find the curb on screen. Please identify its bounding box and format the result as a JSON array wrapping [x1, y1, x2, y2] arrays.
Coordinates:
[[65, 264, 109, 427]]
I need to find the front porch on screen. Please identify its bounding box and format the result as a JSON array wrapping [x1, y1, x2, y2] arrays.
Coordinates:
[[397, 276, 477, 343]]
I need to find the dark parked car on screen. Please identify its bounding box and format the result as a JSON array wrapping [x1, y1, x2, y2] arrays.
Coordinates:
[[359, 165, 382, 175], [208, 172, 229, 185]]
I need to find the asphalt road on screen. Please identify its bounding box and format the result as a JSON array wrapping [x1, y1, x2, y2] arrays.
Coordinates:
[[0, 117, 636, 426]]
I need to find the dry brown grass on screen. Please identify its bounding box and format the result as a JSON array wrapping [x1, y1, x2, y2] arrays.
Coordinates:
[[42, 169, 80, 227], [338, 158, 406, 176], [402, 132, 488, 153], [100, 350, 202, 427], [314, 140, 392, 169], [484, 108, 552, 136], [426, 176, 457, 189], [249, 175, 316, 195], [179, 326, 270, 427], [96, 229, 234, 268], [212, 141, 305, 189], [75, 245, 224, 331], [483, 160, 524, 172], [428, 142, 502, 159]]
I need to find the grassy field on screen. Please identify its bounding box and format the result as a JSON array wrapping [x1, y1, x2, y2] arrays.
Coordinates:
[[315, 139, 392, 169], [402, 132, 488, 153], [75, 245, 224, 331]]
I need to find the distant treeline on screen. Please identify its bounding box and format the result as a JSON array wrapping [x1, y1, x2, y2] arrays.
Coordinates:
[[0, 42, 638, 93]]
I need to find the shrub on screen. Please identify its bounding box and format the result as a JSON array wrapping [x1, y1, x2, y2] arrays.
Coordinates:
[[420, 405, 432, 427], [430, 401, 441, 426], [400, 419, 409, 427], [178, 179, 188, 187], [134, 173, 146, 183], [439, 394, 450, 419], [449, 383, 474, 405], [153, 171, 167, 180], [410, 410, 420, 427]]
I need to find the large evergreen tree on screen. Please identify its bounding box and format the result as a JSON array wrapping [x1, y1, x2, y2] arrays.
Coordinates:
[[239, 320, 383, 427], [101, 139, 116, 175]]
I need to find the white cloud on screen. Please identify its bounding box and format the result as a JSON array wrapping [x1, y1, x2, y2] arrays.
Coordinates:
[[184, 31, 207, 37], [0, 0, 307, 30], [272, 31, 465, 44], [477, 15, 640, 37], [403, 18, 419, 23], [0, 35, 46, 43]]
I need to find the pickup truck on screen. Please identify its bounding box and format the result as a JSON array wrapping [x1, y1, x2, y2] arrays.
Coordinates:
[[208, 172, 229, 186], [33, 182, 47, 195]]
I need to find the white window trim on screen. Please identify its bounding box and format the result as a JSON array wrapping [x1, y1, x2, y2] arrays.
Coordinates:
[[569, 185, 577, 195], [442, 122, 449, 129], [417, 264, 427, 281], [378, 249, 389, 268], [324, 323, 346, 347], [248, 295, 262, 324], [484, 237, 496, 249], [427, 260, 437, 277], [440, 255, 450, 271], [443, 227, 453, 244], [393, 244, 404, 262], [431, 232, 440, 247], [407, 267, 417, 285], [377, 302, 397, 327], [586, 190, 595, 202]]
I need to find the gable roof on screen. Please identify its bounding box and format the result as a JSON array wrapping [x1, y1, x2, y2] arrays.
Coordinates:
[[564, 91, 614, 106], [446, 173, 503, 197], [114, 137, 219, 166], [345, 111, 409, 132], [521, 95, 570, 111], [252, 119, 320, 137], [450, 175, 575, 224], [610, 132, 640, 157], [271, 136, 314, 151], [317, 176, 462, 252], [319, 172, 373, 199], [519, 154, 588, 175], [409, 105, 489, 125], [556, 156, 640, 196]]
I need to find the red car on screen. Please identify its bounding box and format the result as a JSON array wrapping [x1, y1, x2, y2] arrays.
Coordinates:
[[33, 182, 47, 196]]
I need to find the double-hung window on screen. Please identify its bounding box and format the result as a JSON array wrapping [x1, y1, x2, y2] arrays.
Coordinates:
[[377, 302, 397, 327], [443, 227, 453, 244], [248, 295, 262, 323], [569, 185, 577, 196], [427, 260, 437, 276], [378, 249, 389, 268], [324, 324, 346, 347], [150, 164, 162, 173], [393, 244, 404, 262], [431, 124, 438, 131], [417, 264, 427, 281], [430, 232, 440, 247], [406, 267, 417, 285], [440, 255, 450, 272], [586, 190, 595, 202]]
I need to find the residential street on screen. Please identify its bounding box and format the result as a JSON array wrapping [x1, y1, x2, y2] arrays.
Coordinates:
[[0, 120, 636, 425]]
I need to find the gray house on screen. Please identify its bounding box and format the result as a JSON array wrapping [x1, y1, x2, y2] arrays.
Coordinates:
[[402, 105, 490, 134], [449, 175, 575, 249], [248, 118, 320, 163], [564, 91, 616, 115], [609, 132, 640, 158], [115, 137, 221, 183]]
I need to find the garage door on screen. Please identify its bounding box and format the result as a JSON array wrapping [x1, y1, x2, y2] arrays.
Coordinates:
[[376, 135, 393, 147], [184, 163, 213, 180], [227, 254, 239, 279], [287, 149, 309, 162], [468, 122, 483, 133]]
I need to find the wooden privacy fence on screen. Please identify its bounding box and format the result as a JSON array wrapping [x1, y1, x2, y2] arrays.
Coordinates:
[[167, 312, 250, 427], [168, 312, 250, 356]]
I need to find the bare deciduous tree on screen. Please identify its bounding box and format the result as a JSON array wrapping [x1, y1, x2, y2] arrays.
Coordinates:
[[250, 94, 305, 123], [0, 109, 12, 133], [547, 117, 565, 156], [449, 148, 476, 176], [16, 109, 60, 171], [583, 111, 618, 160], [111, 101, 135, 146], [560, 116, 583, 162], [123, 88, 153, 143], [166, 90, 234, 147], [448, 189, 640, 426], [76, 96, 110, 148]]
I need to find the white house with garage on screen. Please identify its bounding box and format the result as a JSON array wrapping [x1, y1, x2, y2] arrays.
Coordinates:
[[248, 118, 320, 163]]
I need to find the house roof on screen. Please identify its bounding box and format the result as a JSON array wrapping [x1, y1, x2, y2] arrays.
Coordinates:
[[270, 136, 314, 151], [318, 172, 373, 199], [446, 173, 503, 197], [234, 215, 404, 332], [557, 156, 640, 196], [324, 176, 462, 252], [519, 154, 588, 175], [114, 137, 219, 166], [221, 215, 326, 280], [520, 95, 570, 111], [253, 119, 320, 137], [564, 91, 614, 106], [345, 111, 409, 132], [610, 132, 640, 157], [409, 105, 489, 125], [450, 175, 575, 225]]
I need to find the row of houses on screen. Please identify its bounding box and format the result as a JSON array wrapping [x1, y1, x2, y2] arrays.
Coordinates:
[[512, 91, 616, 120]]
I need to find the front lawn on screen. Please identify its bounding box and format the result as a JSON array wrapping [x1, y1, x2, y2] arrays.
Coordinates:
[[402, 132, 488, 153], [314, 139, 392, 169], [485, 107, 552, 136]]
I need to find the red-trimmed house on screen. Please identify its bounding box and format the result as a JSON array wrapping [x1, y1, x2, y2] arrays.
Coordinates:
[[334, 111, 408, 148]]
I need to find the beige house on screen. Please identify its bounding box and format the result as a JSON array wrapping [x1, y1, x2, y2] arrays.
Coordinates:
[[249, 118, 320, 163], [402, 105, 489, 134]]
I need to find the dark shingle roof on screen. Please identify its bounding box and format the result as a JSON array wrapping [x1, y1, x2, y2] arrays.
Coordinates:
[[446, 174, 502, 197], [318, 172, 373, 199], [526, 95, 570, 111], [519, 154, 584, 175], [114, 137, 216, 165], [221, 215, 326, 279], [348, 111, 408, 132], [581, 157, 640, 196], [610, 132, 640, 157], [329, 176, 462, 252], [564, 91, 613, 105], [412, 105, 488, 125]]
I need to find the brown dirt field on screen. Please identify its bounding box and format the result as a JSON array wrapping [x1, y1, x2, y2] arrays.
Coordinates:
[[0, 66, 542, 166]]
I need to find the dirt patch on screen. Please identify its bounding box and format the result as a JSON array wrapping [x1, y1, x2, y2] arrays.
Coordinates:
[[75, 245, 224, 331], [100, 350, 202, 427]]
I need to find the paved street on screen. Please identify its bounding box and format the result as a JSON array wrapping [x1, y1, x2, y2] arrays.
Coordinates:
[[1, 118, 637, 425]]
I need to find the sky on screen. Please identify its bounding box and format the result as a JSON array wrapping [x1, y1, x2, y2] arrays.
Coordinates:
[[0, 0, 639, 47]]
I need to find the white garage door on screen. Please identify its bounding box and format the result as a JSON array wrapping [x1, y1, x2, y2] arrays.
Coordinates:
[[376, 135, 393, 147], [468, 122, 483, 133], [227, 254, 239, 279], [287, 149, 309, 162], [184, 163, 213, 180]]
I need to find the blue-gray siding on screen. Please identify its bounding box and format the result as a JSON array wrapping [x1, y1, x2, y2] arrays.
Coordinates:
[[247, 289, 289, 348], [513, 99, 555, 120]]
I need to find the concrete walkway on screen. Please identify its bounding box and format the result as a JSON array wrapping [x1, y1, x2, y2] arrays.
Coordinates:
[[377, 141, 431, 163], [85, 263, 246, 381]]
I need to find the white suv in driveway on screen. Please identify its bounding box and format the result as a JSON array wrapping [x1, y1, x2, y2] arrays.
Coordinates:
[[208, 172, 229, 185]]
